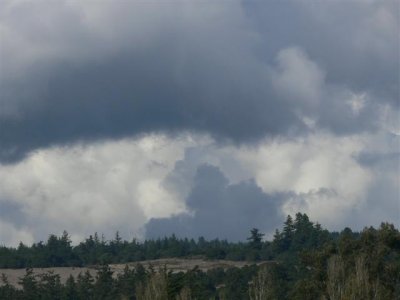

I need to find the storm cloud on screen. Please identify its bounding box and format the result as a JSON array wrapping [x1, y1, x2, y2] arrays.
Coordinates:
[[1, 0, 397, 162], [146, 164, 284, 241], [0, 0, 398, 245]]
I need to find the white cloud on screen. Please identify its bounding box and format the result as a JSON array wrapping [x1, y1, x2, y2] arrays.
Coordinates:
[[149, 132, 391, 231], [347, 92, 367, 115], [0, 220, 34, 247], [225, 133, 374, 228], [0, 130, 397, 245], [0, 134, 203, 244], [137, 179, 185, 219]]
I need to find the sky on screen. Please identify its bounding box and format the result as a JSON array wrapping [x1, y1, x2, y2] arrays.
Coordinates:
[[0, 0, 399, 246]]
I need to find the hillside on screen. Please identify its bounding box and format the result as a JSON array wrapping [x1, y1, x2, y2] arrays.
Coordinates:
[[0, 258, 265, 288], [0, 213, 399, 299]]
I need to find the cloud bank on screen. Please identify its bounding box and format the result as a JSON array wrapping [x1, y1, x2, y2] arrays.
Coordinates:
[[1, 0, 397, 162], [0, 0, 398, 245], [0, 131, 397, 246]]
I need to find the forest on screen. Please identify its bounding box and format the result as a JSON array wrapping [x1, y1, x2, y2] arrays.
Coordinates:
[[0, 213, 399, 299]]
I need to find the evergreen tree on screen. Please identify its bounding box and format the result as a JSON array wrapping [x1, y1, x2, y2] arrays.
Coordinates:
[[247, 228, 264, 250], [76, 270, 94, 300], [116, 265, 137, 300], [19, 268, 39, 300], [38, 271, 62, 300], [62, 275, 78, 300], [94, 264, 115, 300], [0, 273, 20, 299]]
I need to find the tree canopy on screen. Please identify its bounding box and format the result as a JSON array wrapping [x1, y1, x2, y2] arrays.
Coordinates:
[[0, 214, 399, 299]]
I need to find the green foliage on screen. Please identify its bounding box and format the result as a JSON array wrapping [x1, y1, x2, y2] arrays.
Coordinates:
[[93, 264, 116, 299], [37, 271, 62, 300], [0, 273, 21, 299], [0, 233, 257, 269], [0, 214, 399, 299], [247, 228, 264, 250], [19, 268, 40, 300], [62, 275, 78, 300], [76, 270, 94, 300]]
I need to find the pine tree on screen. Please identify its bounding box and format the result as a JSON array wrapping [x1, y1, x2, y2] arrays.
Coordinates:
[[62, 275, 78, 300], [94, 264, 115, 299], [247, 228, 264, 250], [0, 273, 20, 299], [38, 271, 62, 300], [19, 268, 39, 300], [76, 270, 94, 300]]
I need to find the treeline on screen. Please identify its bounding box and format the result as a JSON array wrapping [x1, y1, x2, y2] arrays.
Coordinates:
[[0, 213, 399, 299], [0, 231, 259, 268], [0, 214, 331, 268]]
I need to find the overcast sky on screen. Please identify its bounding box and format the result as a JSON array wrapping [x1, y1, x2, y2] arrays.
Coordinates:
[[0, 0, 398, 246]]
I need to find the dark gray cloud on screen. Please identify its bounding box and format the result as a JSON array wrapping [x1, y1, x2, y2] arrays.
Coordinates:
[[146, 164, 285, 241], [1, 0, 397, 163], [243, 0, 399, 107], [0, 47, 300, 162], [0, 200, 26, 228], [356, 151, 400, 168]]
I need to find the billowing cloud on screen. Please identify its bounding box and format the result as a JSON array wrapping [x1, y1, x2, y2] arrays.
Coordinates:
[[0, 131, 397, 245], [1, 0, 397, 162], [0, 1, 398, 245], [146, 164, 285, 241], [0, 134, 200, 244], [148, 130, 398, 236]]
